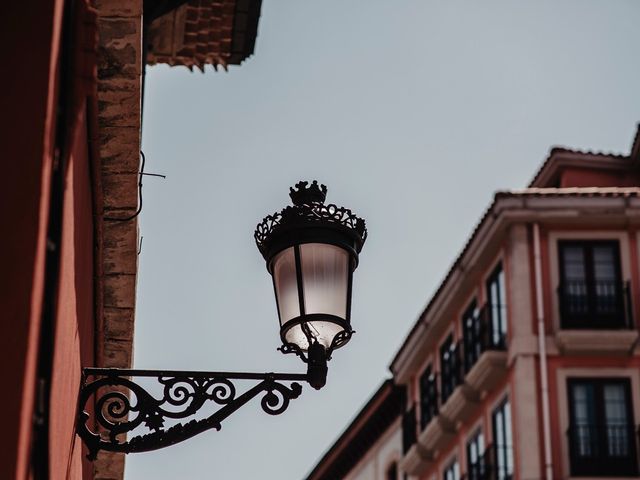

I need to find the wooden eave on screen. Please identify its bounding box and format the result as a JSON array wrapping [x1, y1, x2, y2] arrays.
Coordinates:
[[145, 0, 263, 71]]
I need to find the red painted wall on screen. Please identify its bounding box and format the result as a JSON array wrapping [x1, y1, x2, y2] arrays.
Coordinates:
[[49, 109, 95, 480], [1, 1, 97, 478], [0, 1, 64, 478], [560, 166, 640, 188]]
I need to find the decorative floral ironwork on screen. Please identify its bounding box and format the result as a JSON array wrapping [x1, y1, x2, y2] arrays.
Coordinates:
[[327, 329, 355, 360], [254, 181, 367, 257], [77, 369, 305, 459], [278, 342, 308, 362]]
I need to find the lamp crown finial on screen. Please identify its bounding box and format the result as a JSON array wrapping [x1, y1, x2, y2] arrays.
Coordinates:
[[289, 180, 327, 206]]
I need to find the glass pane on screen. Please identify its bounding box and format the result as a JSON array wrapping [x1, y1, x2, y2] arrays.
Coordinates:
[[604, 384, 629, 457], [487, 265, 507, 345], [593, 246, 616, 282], [571, 383, 596, 457], [503, 400, 514, 475], [497, 268, 507, 336], [284, 321, 343, 351], [272, 247, 300, 325], [300, 243, 349, 318], [493, 399, 514, 480], [563, 246, 587, 281]]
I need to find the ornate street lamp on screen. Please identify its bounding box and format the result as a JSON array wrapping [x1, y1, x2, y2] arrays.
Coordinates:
[[77, 181, 366, 459], [255, 180, 366, 389]]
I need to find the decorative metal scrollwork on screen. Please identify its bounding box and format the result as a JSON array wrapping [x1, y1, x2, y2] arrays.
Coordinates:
[[77, 369, 306, 459], [254, 181, 367, 257]]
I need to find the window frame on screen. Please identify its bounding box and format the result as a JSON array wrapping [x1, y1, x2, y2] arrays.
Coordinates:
[[485, 263, 508, 348], [566, 377, 638, 477], [557, 240, 625, 329], [439, 334, 460, 404], [419, 363, 438, 430], [442, 457, 460, 480], [491, 396, 514, 480], [466, 427, 486, 480]]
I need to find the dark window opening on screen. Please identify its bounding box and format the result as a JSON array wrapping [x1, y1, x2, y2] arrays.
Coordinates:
[[467, 429, 489, 480], [440, 334, 461, 404], [443, 458, 460, 480], [386, 462, 398, 480], [492, 398, 514, 480], [558, 241, 630, 329], [486, 263, 508, 345], [419, 365, 438, 430], [567, 378, 638, 477], [402, 406, 417, 454], [462, 297, 507, 375]]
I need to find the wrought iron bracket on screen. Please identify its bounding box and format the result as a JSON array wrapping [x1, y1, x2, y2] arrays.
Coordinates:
[[77, 368, 309, 459]]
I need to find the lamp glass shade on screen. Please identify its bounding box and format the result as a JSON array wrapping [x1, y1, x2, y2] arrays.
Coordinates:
[[271, 243, 352, 351], [300, 243, 348, 318], [273, 247, 300, 324]]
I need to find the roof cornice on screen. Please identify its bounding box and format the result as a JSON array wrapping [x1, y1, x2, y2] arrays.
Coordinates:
[[390, 189, 640, 382]]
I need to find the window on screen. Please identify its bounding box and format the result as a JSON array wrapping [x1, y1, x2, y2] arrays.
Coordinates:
[[386, 462, 398, 480], [402, 406, 417, 454], [443, 458, 460, 480], [462, 300, 481, 372], [558, 241, 626, 328], [467, 429, 486, 480], [492, 398, 514, 480], [419, 365, 438, 429], [486, 264, 507, 347], [567, 378, 638, 477], [440, 334, 460, 404]]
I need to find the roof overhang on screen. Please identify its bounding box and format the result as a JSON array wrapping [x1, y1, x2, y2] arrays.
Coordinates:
[[390, 188, 640, 383], [145, 0, 263, 70], [306, 380, 403, 480]]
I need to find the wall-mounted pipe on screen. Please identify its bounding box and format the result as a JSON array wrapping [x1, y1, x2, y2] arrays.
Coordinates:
[[533, 223, 553, 480]]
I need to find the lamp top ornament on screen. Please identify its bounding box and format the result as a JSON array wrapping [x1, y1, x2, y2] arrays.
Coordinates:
[[289, 180, 327, 205], [254, 180, 367, 265]]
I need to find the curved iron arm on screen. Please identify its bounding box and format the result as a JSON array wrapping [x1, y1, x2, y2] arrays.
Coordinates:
[[77, 368, 311, 459]]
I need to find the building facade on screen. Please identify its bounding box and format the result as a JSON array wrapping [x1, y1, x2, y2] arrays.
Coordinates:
[[309, 126, 640, 480], [2, 1, 262, 479]]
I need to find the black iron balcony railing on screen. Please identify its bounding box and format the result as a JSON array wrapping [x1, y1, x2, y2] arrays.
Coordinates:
[[465, 444, 515, 480], [463, 304, 507, 374], [558, 280, 634, 329], [466, 444, 494, 480], [419, 373, 439, 431], [567, 423, 639, 477], [440, 343, 463, 404], [402, 406, 417, 454]]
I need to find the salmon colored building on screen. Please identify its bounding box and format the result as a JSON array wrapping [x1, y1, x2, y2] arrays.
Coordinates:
[[308, 126, 640, 480], [1, 1, 262, 479]]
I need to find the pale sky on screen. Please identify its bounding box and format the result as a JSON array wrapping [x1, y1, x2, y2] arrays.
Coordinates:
[[127, 1, 640, 478]]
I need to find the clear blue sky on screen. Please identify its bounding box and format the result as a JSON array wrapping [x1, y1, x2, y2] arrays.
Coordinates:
[[127, 1, 640, 478]]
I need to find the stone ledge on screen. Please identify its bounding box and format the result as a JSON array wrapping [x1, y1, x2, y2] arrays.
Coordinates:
[[465, 350, 508, 394], [556, 329, 639, 356], [399, 443, 432, 477], [417, 416, 455, 453], [438, 384, 480, 427]]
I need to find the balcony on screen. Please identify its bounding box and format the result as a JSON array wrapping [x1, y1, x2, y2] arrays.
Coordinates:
[[567, 423, 639, 477], [441, 343, 463, 404], [558, 280, 633, 329], [463, 305, 507, 394], [419, 373, 438, 430], [400, 406, 432, 475], [464, 445, 496, 480], [402, 406, 417, 455], [556, 281, 638, 355]]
